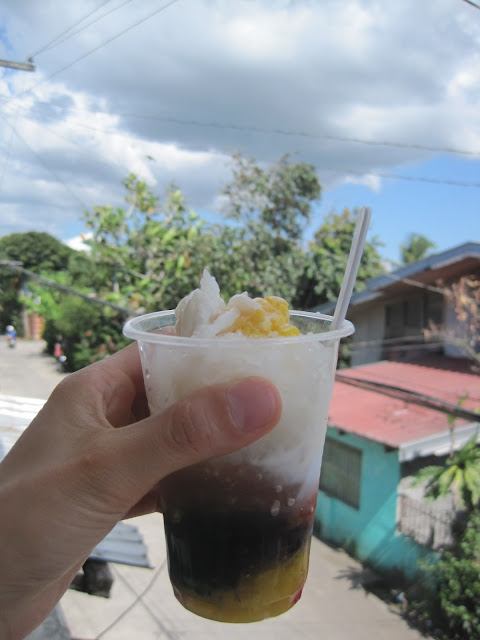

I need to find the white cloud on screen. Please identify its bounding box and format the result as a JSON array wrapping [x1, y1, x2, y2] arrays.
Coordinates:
[[65, 232, 92, 251], [0, 0, 479, 239]]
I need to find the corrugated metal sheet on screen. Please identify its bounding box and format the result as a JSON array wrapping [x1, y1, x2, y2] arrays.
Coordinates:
[[90, 521, 151, 568], [0, 394, 45, 459], [329, 357, 480, 449], [0, 393, 151, 569]]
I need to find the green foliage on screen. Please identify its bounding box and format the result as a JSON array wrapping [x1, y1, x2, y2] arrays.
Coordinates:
[[0, 231, 74, 272], [295, 208, 385, 309], [426, 510, 480, 639], [0, 231, 75, 333], [0, 155, 389, 370], [413, 436, 480, 512], [41, 295, 129, 371], [222, 152, 321, 241], [400, 233, 436, 265], [83, 177, 208, 312], [0, 271, 23, 334]]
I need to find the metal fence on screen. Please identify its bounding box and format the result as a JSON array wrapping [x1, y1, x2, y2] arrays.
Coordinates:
[[397, 494, 456, 550]]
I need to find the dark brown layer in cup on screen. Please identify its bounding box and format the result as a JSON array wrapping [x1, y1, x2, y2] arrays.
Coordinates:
[[160, 462, 318, 597]]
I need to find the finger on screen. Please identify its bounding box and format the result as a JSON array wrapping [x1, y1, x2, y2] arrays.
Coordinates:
[[101, 377, 282, 509]]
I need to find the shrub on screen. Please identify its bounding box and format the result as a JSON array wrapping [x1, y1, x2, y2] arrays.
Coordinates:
[[427, 510, 480, 639]]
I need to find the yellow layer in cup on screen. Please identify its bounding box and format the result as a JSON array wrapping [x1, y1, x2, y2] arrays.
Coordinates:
[[173, 542, 310, 623]]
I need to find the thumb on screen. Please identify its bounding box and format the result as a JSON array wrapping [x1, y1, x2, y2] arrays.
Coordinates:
[[107, 377, 282, 504]]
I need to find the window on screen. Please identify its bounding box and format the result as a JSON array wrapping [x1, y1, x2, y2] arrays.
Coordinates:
[[319, 437, 362, 509]]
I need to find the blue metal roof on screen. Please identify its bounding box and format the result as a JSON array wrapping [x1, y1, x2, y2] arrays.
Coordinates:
[[90, 520, 151, 568], [0, 394, 151, 571], [313, 241, 480, 314]]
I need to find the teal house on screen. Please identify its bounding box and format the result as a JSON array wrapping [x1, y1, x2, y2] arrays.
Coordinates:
[[314, 357, 480, 581]]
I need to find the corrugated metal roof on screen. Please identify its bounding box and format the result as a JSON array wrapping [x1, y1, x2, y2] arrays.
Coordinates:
[[90, 521, 151, 568], [329, 356, 480, 453], [314, 241, 480, 314], [0, 394, 45, 459], [0, 393, 151, 569]]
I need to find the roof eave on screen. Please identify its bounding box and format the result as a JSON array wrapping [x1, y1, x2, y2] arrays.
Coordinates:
[[398, 421, 480, 462]]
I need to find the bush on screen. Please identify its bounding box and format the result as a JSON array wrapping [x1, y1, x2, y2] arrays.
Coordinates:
[[425, 510, 480, 639], [47, 296, 130, 371]]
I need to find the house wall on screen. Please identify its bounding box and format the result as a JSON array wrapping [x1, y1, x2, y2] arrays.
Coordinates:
[[315, 427, 434, 581], [350, 303, 385, 366]]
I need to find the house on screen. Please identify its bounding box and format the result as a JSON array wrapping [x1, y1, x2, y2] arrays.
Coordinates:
[[312, 241, 480, 581], [314, 241, 480, 367], [315, 355, 480, 581]]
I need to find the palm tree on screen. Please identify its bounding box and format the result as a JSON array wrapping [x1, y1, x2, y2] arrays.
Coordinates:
[[414, 435, 480, 513], [400, 233, 436, 264]]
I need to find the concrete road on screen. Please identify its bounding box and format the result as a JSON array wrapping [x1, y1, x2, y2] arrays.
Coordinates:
[[0, 337, 68, 399], [1, 340, 430, 640]]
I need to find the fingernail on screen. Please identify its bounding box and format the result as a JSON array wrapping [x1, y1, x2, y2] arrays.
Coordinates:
[[226, 378, 280, 432]]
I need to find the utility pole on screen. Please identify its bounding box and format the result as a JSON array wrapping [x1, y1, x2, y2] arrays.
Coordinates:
[[0, 58, 35, 72]]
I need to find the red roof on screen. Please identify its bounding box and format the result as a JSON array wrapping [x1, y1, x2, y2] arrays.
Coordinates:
[[329, 357, 480, 448]]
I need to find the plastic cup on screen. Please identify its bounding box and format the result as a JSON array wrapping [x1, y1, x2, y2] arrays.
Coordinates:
[[123, 310, 354, 623]]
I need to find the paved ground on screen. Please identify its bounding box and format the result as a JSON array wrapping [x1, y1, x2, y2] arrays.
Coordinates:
[[0, 337, 68, 399], [2, 339, 430, 640]]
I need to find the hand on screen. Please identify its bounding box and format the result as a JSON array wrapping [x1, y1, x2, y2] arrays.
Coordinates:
[[0, 343, 281, 639]]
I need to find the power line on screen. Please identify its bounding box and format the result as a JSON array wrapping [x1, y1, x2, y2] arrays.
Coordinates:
[[0, 112, 90, 210], [128, 114, 479, 158], [17, 0, 180, 99], [2, 93, 479, 159], [95, 560, 169, 639], [4, 105, 480, 193], [0, 261, 139, 316], [461, 0, 480, 10], [335, 372, 480, 422], [31, 0, 140, 59], [28, 0, 116, 59], [320, 166, 480, 189]]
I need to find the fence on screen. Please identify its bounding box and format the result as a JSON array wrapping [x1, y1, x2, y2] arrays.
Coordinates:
[[398, 494, 456, 550]]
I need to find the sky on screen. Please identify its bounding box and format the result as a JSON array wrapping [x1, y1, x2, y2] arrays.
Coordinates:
[[0, 0, 478, 265]]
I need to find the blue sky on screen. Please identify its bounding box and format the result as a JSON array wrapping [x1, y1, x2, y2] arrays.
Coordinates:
[[315, 155, 478, 263], [0, 0, 478, 265]]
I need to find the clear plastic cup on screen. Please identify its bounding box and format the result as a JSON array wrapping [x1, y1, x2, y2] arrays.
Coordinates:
[[123, 310, 354, 623]]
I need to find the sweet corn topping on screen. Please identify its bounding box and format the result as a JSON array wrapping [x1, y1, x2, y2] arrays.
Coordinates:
[[224, 296, 300, 337], [175, 270, 300, 338]]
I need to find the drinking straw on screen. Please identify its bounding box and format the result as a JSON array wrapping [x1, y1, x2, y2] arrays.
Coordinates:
[[331, 206, 372, 331]]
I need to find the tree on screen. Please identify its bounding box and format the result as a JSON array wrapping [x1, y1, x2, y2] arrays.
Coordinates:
[[221, 152, 321, 241], [0, 231, 74, 272], [0, 231, 76, 332], [400, 233, 436, 265], [425, 275, 480, 370], [83, 174, 211, 312], [295, 208, 385, 310], [447, 275, 480, 368], [428, 510, 480, 639], [413, 435, 480, 514]]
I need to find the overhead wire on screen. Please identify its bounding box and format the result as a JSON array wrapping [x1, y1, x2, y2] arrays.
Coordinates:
[[1, 0, 479, 215], [0, 71, 28, 194], [320, 167, 480, 189], [95, 559, 172, 639], [335, 373, 480, 422], [2, 99, 480, 192], [461, 0, 480, 10], [35, 0, 148, 60], [1, 93, 478, 159], [0, 262, 139, 315], [16, 0, 180, 99], [28, 0, 116, 59], [0, 112, 90, 210]]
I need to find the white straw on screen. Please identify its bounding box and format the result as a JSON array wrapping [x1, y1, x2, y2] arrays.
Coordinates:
[[331, 206, 372, 331]]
